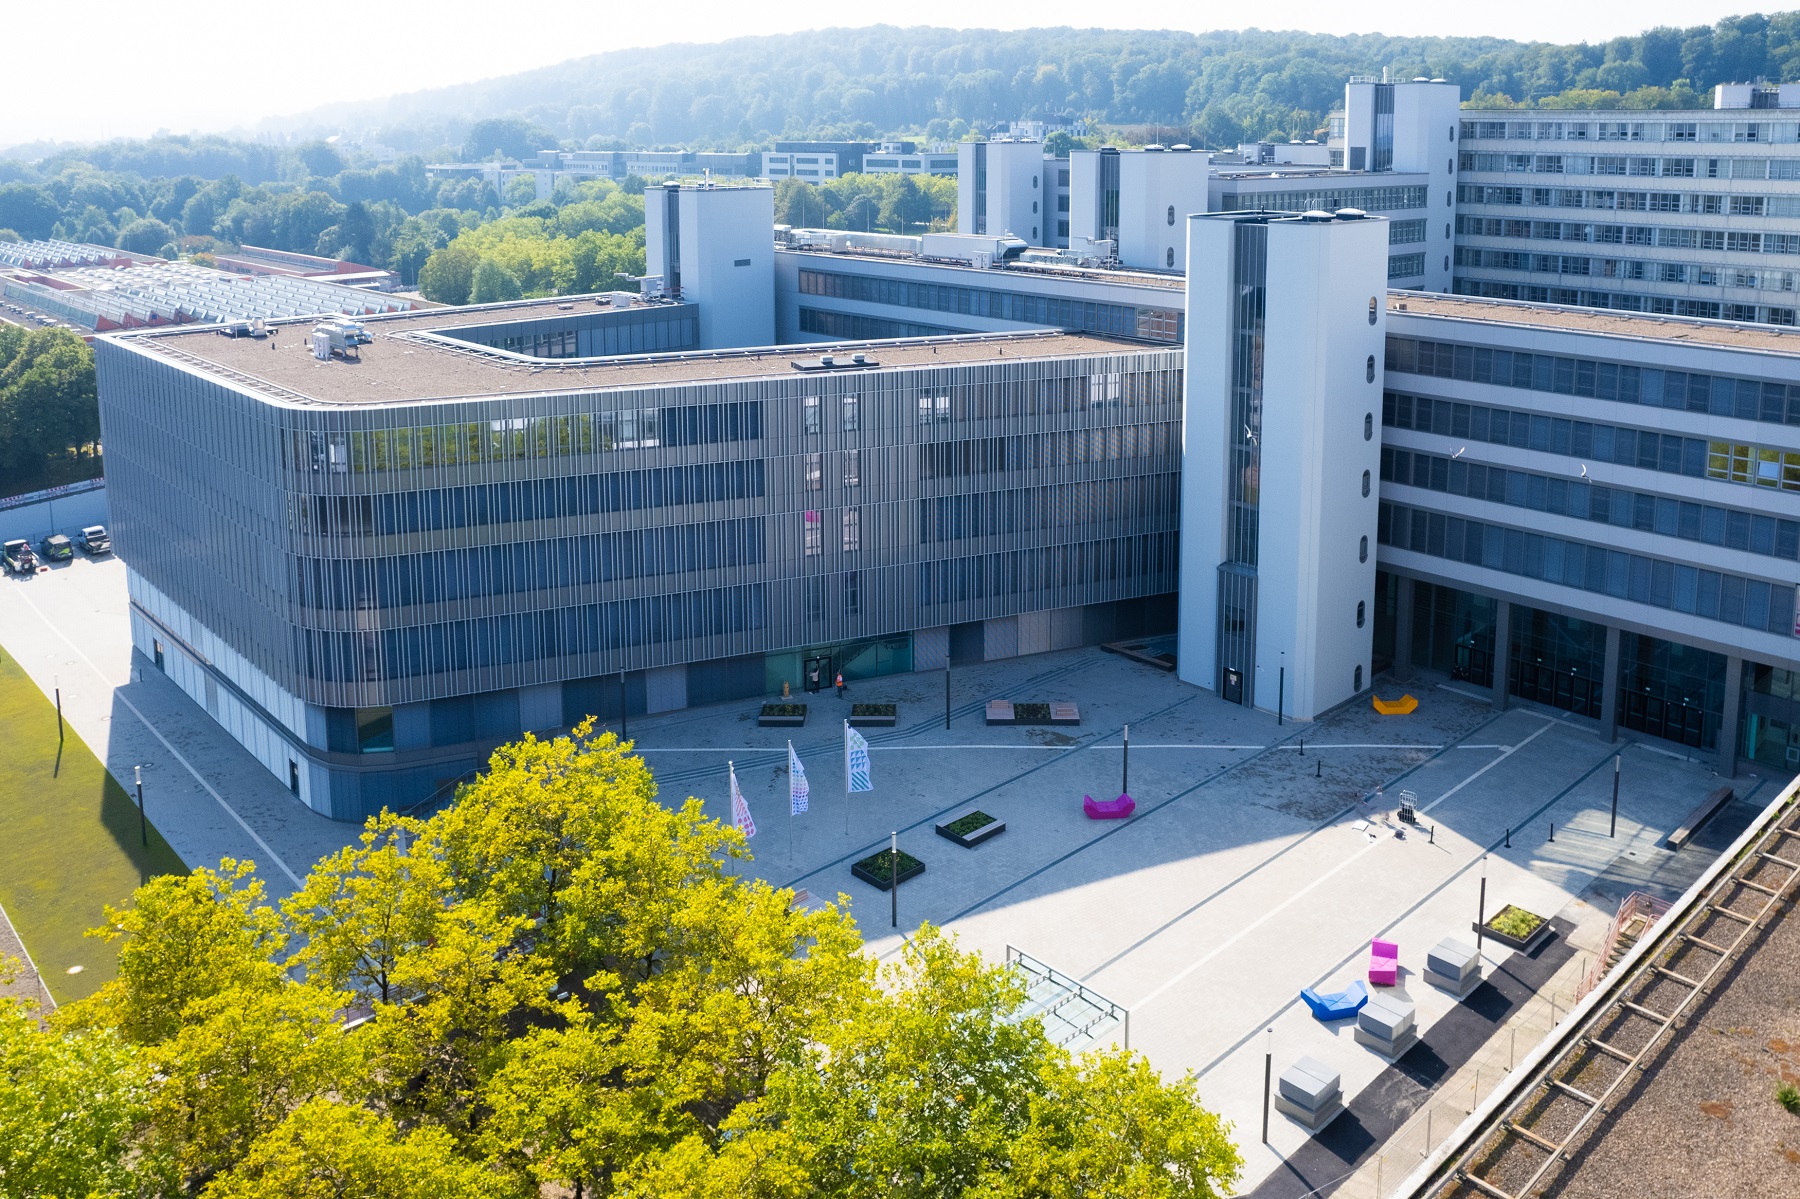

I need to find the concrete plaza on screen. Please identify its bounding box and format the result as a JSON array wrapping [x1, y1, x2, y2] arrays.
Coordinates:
[[0, 555, 1774, 1193]]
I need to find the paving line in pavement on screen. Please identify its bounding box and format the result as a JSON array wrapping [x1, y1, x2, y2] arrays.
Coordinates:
[[1128, 718, 1557, 1012], [11, 588, 304, 889]]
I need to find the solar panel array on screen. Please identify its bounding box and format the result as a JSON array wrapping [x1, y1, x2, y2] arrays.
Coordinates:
[[0, 239, 125, 269], [0, 257, 413, 329]]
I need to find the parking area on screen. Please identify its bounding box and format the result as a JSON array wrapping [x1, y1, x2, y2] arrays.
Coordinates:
[[0, 555, 1772, 1191]]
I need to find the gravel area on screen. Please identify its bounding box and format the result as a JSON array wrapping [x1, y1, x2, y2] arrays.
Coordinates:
[[1536, 893, 1800, 1197]]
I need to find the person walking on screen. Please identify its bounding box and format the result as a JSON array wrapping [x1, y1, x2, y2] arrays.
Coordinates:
[[835, 671, 846, 698], [808, 665, 820, 693]]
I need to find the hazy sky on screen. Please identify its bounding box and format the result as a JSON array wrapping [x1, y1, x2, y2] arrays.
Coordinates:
[[2, 0, 1773, 147]]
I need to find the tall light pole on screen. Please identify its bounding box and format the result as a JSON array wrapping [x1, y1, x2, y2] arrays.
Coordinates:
[[135, 765, 146, 848], [890, 830, 899, 928], [1476, 854, 1489, 959], [1122, 723, 1130, 796], [1609, 754, 1621, 838]]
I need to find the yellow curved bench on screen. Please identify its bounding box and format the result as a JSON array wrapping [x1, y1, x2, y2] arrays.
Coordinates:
[[1372, 694, 1418, 716]]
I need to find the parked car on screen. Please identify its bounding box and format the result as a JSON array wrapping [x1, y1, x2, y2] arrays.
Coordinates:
[[2, 539, 38, 575], [40, 533, 73, 562], [78, 525, 111, 555]]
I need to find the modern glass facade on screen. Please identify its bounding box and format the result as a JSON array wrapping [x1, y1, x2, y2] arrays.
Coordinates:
[[98, 325, 1182, 820]]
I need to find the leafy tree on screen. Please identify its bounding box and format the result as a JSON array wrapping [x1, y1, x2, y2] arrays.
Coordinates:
[[281, 813, 446, 1004], [117, 215, 176, 255], [464, 117, 557, 162], [70, 858, 285, 1047], [0, 327, 100, 483], [0, 182, 60, 239], [772, 178, 827, 228], [0, 959, 150, 1199], [199, 1099, 516, 1199], [419, 240, 482, 303], [469, 258, 524, 303]]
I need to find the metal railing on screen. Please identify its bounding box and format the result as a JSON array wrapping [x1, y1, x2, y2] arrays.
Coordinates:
[[1004, 944, 1129, 1051]]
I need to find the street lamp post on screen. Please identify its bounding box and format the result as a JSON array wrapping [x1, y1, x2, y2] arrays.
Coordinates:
[[889, 830, 899, 928], [1476, 854, 1489, 959], [135, 765, 146, 848]]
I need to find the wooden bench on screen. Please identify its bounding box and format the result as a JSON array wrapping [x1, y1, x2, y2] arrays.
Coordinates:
[[1665, 784, 1734, 850]]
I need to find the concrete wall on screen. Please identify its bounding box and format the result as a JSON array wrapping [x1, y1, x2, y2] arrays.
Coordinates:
[[0, 486, 108, 544], [1255, 215, 1388, 718], [647, 184, 775, 349], [1117, 150, 1211, 272]]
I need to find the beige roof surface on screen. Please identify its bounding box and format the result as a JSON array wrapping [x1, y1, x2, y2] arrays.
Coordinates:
[[117, 299, 1159, 407], [1389, 292, 1800, 357]]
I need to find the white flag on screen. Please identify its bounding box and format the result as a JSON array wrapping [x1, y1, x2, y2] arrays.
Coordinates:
[[844, 721, 873, 793], [729, 762, 756, 839], [788, 741, 810, 815]]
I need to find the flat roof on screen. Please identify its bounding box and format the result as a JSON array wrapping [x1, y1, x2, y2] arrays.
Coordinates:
[[1388, 291, 1800, 358], [118, 299, 1158, 407], [779, 246, 1188, 291]]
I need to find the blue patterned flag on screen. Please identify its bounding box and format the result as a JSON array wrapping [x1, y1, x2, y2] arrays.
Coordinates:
[[788, 741, 810, 815], [729, 762, 756, 839], [844, 721, 873, 793]]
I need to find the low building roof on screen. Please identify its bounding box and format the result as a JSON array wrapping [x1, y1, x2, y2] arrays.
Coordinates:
[[1388, 292, 1800, 358]]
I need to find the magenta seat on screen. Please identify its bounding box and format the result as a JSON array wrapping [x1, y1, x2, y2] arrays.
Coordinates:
[[1084, 793, 1136, 819], [1368, 938, 1399, 986]]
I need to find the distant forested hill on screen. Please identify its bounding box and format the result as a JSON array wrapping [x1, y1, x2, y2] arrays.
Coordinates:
[[273, 16, 1800, 148]]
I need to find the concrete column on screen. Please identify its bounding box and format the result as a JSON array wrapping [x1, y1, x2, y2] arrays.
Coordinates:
[[1490, 600, 1512, 712], [1719, 656, 1744, 779], [1392, 576, 1415, 680], [1599, 625, 1622, 743]]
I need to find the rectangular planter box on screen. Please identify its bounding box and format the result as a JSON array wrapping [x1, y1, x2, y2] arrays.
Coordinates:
[[1474, 906, 1554, 953], [851, 851, 925, 889], [986, 701, 1080, 727], [849, 704, 896, 728], [758, 703, 807, 728], [935, 811, 1006, 848]]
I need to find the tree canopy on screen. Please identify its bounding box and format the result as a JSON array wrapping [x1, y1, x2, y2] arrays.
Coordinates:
[[0, 325, 100, 496], [0, 722, 1244, 1198]]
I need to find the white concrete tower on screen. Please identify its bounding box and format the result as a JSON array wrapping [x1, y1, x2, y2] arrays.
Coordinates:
[[1180, 210, 1389, 719], [645, 182, 775, 349], [957, 140, 1051, 245], [1343, 77, 1460, 292], [1070, 146, 1212, 270]]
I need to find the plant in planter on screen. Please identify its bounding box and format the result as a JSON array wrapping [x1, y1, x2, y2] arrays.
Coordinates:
[[1475, 903, 1552, 950], [935, 809, 1006, 848], [851, 849, 925, 889], [849, 702, 897, 728], [758, 702, 807, 728]]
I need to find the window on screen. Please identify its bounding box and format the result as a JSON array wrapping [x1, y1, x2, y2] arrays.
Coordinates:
[[1032, 200, 1038, 214], [804, 452, 822, 490], [1362, 470, 1371, 497], [1166, 247, 1175, 268], [841, 394, 859, 431], [803, 394, 820, 434], [1364, 413, 1374, 440], [1366, 355, 1376, 383], [1360, 536, 1369, 562], [843, 570, 860, 614], [842, 508, 861, 552], [1369, 297, 1378, 325], [918, 394, 950, 424], [355, 706, 394, 754], [1357, 601, 1366, 628], [803, 511, 822, 556], [1167, 205, 1176, 226], [1354, 666, 1364, 691], [843, 448, 860, 488]]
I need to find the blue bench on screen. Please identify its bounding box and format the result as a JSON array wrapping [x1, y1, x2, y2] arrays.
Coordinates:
[[1301, 980, 1369, 1021]]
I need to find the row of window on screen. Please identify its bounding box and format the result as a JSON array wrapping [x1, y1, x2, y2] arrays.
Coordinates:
[[916, 475, 1179, 543], [292, 460, 768, 539], [1460, 152, 1800, 181], [1384, 389, 1800, 494], [1380, 446, 1800, 560], [1456, 216, 1800, 255], [1388, 253, 1427, 279], [292, 519, 768, 613], [1378, 501, 1797, 638], [1457, 184, 1794, 216], [795, 269, 1181, 342], [290, 402, 764, 476], [1389, 219, 1428, 245], [1450, 279, 1795, 326], [798, 308, 956, 340], [914, 533, 1175, 607], [916, 423, 1175, 479], [1215, 185, 1428, 214], [1385, 335, 1800, 427], [1460, 119, 1795, 144], [1453, 247, 1799, 293], [298, 585, 768, 683]]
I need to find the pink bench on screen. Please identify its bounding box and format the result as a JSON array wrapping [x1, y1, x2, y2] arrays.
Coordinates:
[[1084, 793, 1136, 819], [1368, 939, 1399, 987]]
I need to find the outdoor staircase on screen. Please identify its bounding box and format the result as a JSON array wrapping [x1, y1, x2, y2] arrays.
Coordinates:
[[1577, 891, 1673, 1003]]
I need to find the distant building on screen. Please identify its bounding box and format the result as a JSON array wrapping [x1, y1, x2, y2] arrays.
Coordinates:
[[212, 245, 399, 292], [645, 183, 775, 349], [762, 142, 876, 184], [1069, 145, 1212, 271], [861, 143, 959, 177], [957, 140, 1059, 247]]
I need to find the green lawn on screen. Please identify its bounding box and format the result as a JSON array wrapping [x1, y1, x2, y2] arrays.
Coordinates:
[[0, 650, 185, 1003]]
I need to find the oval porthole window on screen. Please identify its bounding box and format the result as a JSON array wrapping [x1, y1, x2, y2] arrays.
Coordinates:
[[1359, 535, 1369, 563], [1355, 665, 1364, 691], [1357, 601, 1366, 628], [1368, 297, 1378, 325], [1366, 354, 1376, 383], [1167, 204, 1176, 226], [1362, 470, 1371, 497], [1166, 247, 1175, 268], [1364, 413, 1373, 440]]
